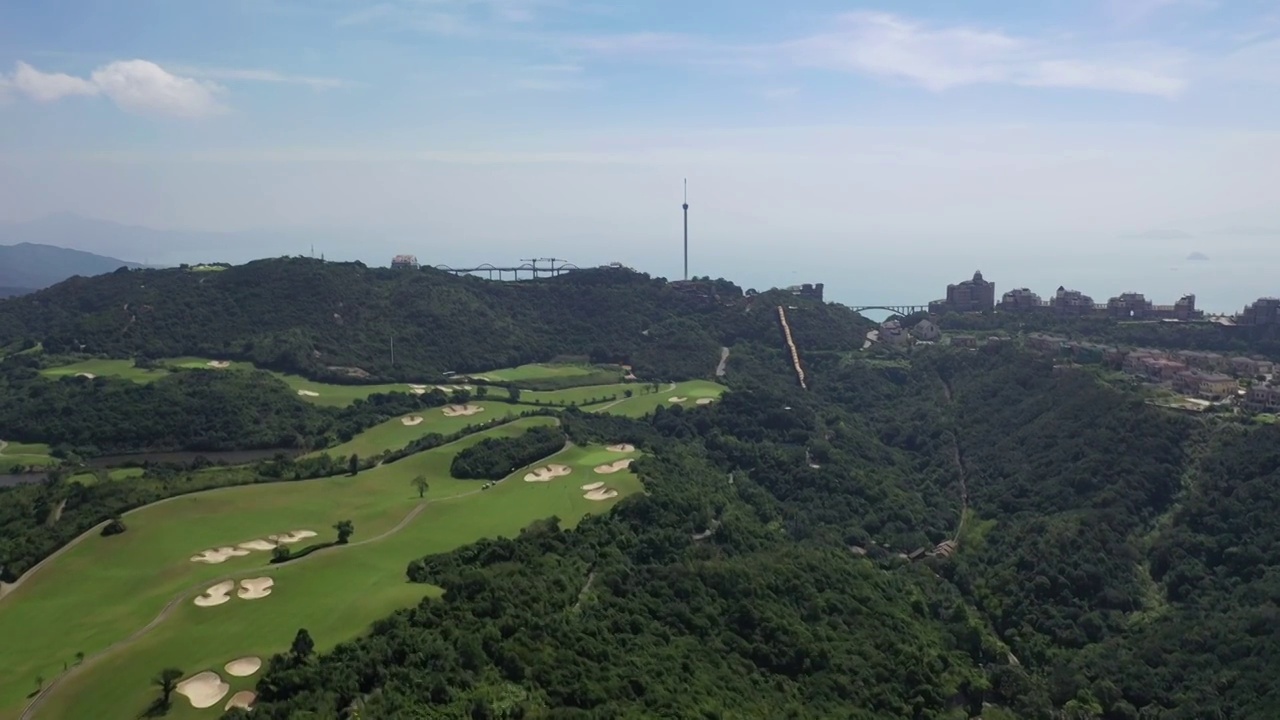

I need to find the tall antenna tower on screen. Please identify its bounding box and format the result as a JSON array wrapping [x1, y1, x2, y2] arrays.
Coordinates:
[[682, 178, 689, 281]]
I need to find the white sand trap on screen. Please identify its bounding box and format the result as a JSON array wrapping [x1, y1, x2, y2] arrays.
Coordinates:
[[584, 487, 620, 501], [176, 671, 230, 709], [593, 459, 634, 475], [190, 546, 251, 564], [523, 464, 572, 482], [237, 539, 277, 552], [297, 389, 320, 397], [411, 388, 427, 395], [268, 529, 317, 544], [606, 443, 636, 453], [194, 581, 235, 607], [668, 396, 688, 403], [225, 691, 257, 711], [401, 416, 424, 426], [207, 361, 231, 369], [408, 384, 428, 390], [695, 398, 715, 405], [581, 481, 605, 491], [442, 404, 485, 417], [75, 372, 97, 379], [238, 577, 274, 600], [224, 657, 262, 677]]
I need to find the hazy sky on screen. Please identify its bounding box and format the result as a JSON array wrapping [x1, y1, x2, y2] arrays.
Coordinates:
[[1, 0, 1279, 301]]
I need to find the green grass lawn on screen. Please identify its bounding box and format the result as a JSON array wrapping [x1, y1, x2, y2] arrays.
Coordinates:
[[66, 467, 146, 486], [311, 401, 534, 459], [39, 359, 172, 384], [469, 363, 614, 383], [519, 382, 640, 407], [16, 435, 641, 720], [0, 441, 57, 470], [595, 380, 726, 418]]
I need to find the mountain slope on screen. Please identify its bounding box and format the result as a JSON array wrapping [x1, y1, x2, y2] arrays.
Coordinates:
[[0, 257, 872, 381], [0, 242, 142, 291]]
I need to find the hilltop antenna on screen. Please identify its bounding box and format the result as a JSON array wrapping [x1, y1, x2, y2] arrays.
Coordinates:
[[682, 179, 689, 281]]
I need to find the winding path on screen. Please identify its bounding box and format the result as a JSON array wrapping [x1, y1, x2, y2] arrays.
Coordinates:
[[715, 347, 730, 378], [14, 423, 567, 720]]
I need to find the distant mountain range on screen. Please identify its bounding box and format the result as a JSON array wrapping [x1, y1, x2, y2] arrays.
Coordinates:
[[0, 242, 145, 296]]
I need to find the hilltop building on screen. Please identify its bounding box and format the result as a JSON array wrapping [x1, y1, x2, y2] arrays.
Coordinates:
[[1051, 287, 1096, 316], [787, 283, 825, 302], [929, 271, 995, 314], [1240, 297, 1280, 325], [391, 254, 420, 270], [999, 288, 1043, 311]]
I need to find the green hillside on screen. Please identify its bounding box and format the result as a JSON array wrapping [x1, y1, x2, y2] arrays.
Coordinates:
[[0, 259, 871, 383]]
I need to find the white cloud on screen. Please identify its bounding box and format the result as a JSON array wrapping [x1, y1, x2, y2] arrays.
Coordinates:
[[3, 60, 224, 118], [170, 66, 350, 90], [11, 61, 99, 102], [780, 12, 1187, 97]]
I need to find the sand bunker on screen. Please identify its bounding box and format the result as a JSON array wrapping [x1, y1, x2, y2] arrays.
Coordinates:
[[668, 396, 688, 403], [238, 577, 274, 600], [523, 464, 572, 482], [224, 657, 262, 677], [225, 691, 257, 711], [593, 459, 634, 475], [606, 443, 636, 453], [237, 539, 277, 552], [207, 360, 231, 369], [411, 388, 427, 395], [442, 404, 485, 417], [581, 481, 605, 491], [408, 383, 428, 390], [297, 389, 320, 397], [695, 398, 715, 405], [401, 415, 425, 426], [268, 529, 317, 544], [176, 671, 230, 710], [584, 487, 620, 501], [190, 546, 251, 564], [75, 372, 96, 379], [194, 581, 235, 608]]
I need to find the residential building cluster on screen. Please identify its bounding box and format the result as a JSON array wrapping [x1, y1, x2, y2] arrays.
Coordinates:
[[1025, 334, 1280, 410], [928, 271, 1279, 324]]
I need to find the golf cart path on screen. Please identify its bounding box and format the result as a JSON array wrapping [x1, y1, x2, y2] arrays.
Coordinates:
[[18, 436, 572, 720]]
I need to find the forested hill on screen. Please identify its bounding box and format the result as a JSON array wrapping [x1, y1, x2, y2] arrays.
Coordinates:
[[0, 259, 871, 381], [241, 345, 1280, 719]]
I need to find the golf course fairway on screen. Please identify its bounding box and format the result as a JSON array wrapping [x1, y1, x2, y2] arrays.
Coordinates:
[[0, 421, 641, 720]]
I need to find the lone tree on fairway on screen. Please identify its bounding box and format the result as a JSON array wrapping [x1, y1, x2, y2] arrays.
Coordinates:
[[411, 475, 429, 498], [154, 668, 184, 707], [272, 545, 291, 563], [476, 386, 489, 400], [291, 629, 315, 661], [507, 386, 521, 404], [348, 453, 359, 476], [335, 519, 354, 544]]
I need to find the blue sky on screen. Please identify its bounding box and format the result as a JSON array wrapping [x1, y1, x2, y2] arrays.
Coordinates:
[[1, 0, 1279, 303]]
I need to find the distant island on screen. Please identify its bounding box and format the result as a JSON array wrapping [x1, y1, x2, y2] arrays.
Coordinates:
[[1186, 251, 1210, 261]]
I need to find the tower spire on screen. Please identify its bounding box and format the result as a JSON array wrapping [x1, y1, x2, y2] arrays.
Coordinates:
[[682, 179, 689, 281]]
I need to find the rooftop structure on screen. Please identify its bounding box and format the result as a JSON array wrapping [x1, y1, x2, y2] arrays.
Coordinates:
[[391, 254, 419, 270]]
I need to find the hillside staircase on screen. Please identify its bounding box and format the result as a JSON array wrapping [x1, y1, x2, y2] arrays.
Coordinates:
[[776, 306, 808, 390]]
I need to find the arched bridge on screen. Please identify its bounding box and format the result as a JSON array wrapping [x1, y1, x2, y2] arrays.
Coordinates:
[[432, 258, 581, 281], [846, 304, 929, 316]]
